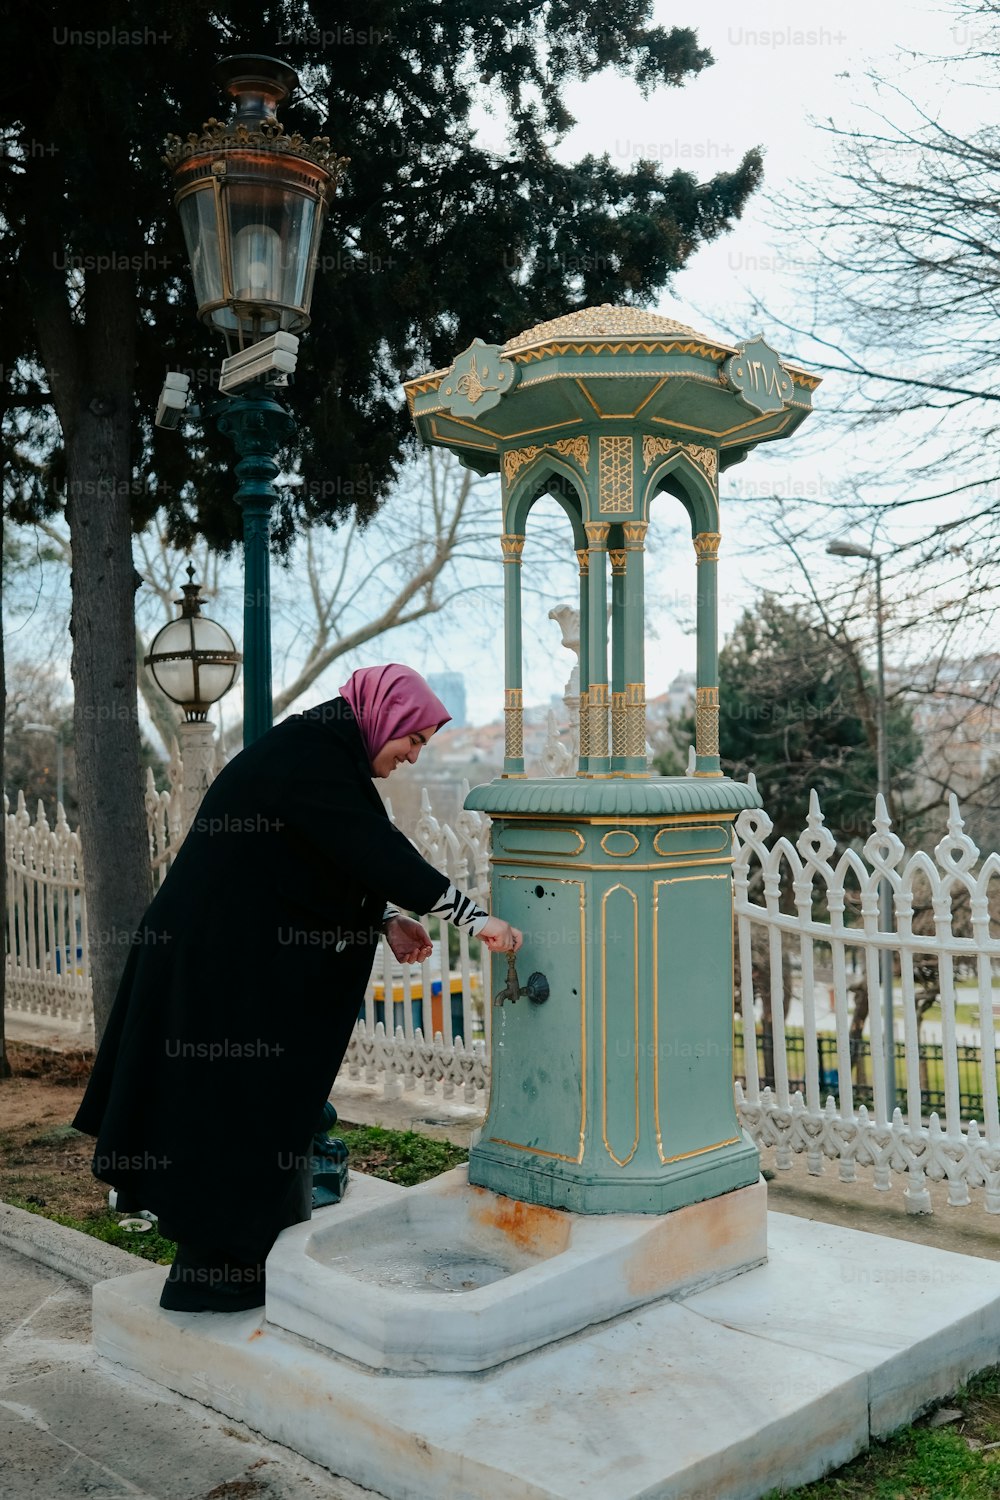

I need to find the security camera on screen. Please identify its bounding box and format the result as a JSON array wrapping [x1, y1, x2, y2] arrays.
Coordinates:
[[155, 371, 191, 430], [218, 332, 299, 396]]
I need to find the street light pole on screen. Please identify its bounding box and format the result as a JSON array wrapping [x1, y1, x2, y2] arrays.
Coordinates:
[[212, 392, 295, 746], [162, 54, 346, 747], [827, 538, 896, 1116]]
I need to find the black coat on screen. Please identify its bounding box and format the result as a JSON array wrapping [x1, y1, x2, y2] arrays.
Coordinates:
[[73, 698, 448, 1255]]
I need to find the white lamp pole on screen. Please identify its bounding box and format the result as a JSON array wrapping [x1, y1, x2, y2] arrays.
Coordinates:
[[144, 565, 241, 839], [827, 538, 896, 1115]]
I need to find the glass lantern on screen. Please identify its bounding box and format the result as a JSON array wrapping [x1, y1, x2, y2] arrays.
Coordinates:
[[145, 566, 242, 721], [164, 54, 347, 354]]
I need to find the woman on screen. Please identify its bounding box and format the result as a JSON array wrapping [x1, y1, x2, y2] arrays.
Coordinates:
[[73, 664, 521, 1312]]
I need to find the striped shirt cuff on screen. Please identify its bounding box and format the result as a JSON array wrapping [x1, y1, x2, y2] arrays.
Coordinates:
[[427, 884, 490, 936]]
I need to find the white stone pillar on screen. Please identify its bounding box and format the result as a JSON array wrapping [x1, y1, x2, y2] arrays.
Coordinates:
[[177, 718, 218, 840], [548, 604, 582, 758]]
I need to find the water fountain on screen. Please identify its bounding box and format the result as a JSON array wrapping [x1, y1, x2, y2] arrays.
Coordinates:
[[95, 308, 1000, 1500]]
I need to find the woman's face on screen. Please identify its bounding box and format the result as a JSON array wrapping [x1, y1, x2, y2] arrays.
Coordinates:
[[371, 724, 438, 778]]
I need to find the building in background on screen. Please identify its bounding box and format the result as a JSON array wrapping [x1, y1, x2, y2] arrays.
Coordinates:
[[426, 671, 468, 729]]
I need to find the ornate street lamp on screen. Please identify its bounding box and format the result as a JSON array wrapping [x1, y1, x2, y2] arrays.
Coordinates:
[[145, 563, 242, 720], [162, 55, 347, 744], [145, 565, 241, 835]]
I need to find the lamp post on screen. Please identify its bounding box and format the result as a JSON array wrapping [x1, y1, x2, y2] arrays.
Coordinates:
[[24, 722, 65, 813], [163, 55, 346, 745], [826, 537, 896, 1114], [144, 564, 242, 836]]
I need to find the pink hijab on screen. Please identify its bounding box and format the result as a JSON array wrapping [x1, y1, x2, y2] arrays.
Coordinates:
[[340, 665, 451, 764]]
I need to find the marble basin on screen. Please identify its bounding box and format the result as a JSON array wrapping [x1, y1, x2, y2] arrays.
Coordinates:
[[264, 1166, 766, 1372]]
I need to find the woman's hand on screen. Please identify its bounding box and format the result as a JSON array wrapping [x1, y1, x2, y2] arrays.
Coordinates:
[[384, 916, 433, 964], [479, 916, 523, 953]]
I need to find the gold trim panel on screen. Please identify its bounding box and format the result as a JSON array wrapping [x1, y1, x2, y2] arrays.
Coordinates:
[[573, 376, 670, 419], [653, 871, 733, 1164], [488, 876, 587, 1163], [625, 682, 646, 759], [653, 824, 729, 857], [427, 417, 496, 451], [600, 829, 640, 857], [648, 408, 796, 442], [504, 687, 524, 758], [695, 686, 720, 758], [488, 855, 734, 872], [588, 682, 610, 759], [578, 690, 591, 759], [598, 434, 635, 514], [498, 826, 586, 857], [611, 690, 627, 759], [602, 883, 640, 1166], [660, 1135, 741, 1165]]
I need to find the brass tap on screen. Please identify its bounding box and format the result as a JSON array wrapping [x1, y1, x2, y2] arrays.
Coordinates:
[[493, 952, 550, 1007]]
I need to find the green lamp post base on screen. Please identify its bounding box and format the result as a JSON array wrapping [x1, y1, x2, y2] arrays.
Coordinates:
[[466, 776, 760, 1216], [214, 388, 295, 747]]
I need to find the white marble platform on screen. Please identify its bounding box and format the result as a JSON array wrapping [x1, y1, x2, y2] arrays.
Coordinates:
[[266, 1165, 766, 1372], [91, 1191, 1000, 1500]]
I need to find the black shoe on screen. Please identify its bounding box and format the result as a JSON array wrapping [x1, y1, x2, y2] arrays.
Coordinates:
[[159, 1244, 265, 1313], [312, 1102, 349, 1208]]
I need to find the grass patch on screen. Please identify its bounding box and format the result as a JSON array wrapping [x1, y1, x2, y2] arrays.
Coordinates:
[[766, 1368, 1000, 1497], [6, 1196, 177, 1263], [5, 1124, 467, 1258], [337, 1123, 468, 1186]]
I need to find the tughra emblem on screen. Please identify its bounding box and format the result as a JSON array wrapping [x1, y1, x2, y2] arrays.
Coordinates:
[[439, 339, 518, 417]]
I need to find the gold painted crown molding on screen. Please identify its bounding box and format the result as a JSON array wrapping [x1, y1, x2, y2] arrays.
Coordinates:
[[164, 119, 348, 178]]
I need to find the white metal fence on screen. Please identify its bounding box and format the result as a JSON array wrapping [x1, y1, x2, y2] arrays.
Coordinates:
[[734, 785, 1000, 1214], [4, 790, 90, 1026], [343, 787, 492, 1102], [7, 753, 1000, 1214]]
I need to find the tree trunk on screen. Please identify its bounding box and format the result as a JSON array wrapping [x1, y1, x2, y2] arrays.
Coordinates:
[[62, 272, 152, 1043], [0, 497, 11, 1079], [136, 627, 182, 758]]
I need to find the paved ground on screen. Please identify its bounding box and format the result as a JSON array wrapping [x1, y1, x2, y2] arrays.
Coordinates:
[[0, 1242, 384, 1500]]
